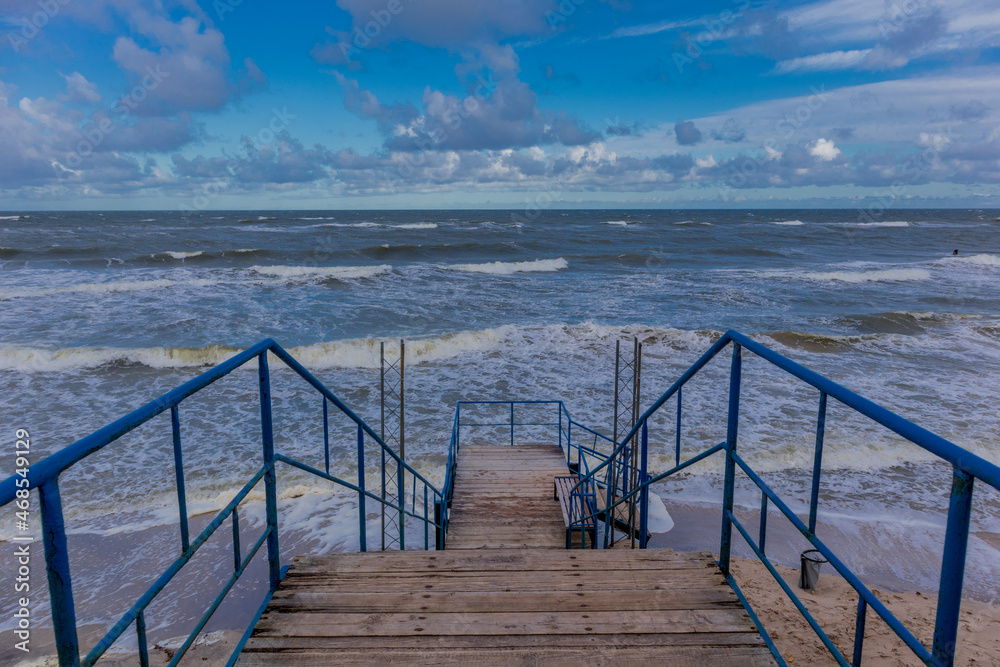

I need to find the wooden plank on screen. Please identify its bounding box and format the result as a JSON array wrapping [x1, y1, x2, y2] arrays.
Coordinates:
[[265, 588, 742, 613], [240, 443, 775, 666], [251, 609, 757, 637], [244, 631, 768, 651], [239, 646, 777, 666]]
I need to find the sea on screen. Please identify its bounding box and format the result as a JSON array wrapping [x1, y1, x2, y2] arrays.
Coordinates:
[[1, 209, 999, 652]]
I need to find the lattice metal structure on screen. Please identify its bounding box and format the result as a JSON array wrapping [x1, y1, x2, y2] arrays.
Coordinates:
[[380, 340, 405, 550], [611, 337, 642, 547]]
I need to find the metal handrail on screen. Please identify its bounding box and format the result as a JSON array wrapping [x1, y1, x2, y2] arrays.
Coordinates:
[[568, 330, 1000, 667], [0, 339, 444, 667]]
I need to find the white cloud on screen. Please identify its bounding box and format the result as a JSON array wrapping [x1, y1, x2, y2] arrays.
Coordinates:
[[60, 72, 102, 104], [773, 49, 871, 74], [917, 132, 951, 151], [807, 138, 841, 161]]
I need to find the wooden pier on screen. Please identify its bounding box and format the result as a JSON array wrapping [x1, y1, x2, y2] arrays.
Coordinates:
[[240, 444, 775, 665]]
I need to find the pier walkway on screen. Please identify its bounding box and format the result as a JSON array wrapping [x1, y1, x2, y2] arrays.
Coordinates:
[[239, 444, 774, 665]]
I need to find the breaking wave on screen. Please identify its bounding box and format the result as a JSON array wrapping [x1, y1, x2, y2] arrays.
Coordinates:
[[447, 258, 569, 274]]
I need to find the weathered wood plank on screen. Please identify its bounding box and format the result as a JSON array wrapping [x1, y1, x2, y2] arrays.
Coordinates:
[[239, 444, 774, 665]]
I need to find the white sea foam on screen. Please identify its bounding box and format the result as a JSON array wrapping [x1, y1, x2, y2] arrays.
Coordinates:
[[316, 222, 380, 228], [249, 264, 391, 281], [851, 220, 910, 227], [0, 215, 21, 220], [154, 251, 204, 260], [448, 257, 569, 274], [392, 223, 438, 229], [939, 253, 1000, 266], [604, 220, 631, 226], [0, 278, 215, 300], [799, 268, 930, 283], [771, 220, 805, 225], [674, 220, 711, 225], [230, 248, 262, 253]]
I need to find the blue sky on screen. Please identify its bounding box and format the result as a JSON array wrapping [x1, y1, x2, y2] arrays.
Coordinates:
[[0, 0, 998, 209]]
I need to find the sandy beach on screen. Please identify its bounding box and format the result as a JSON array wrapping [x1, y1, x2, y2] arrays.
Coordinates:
[[731, 557, 1000, 665]]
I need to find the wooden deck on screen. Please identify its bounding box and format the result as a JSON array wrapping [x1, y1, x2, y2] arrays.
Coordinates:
[[239, 444, 775, 665]]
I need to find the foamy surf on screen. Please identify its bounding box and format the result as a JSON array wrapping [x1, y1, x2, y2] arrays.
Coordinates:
[[448, 258, 569, 274], [850, 221, 910, 227], [248, 265, 392, 281], [392, 223, 438, 229], [799, 268, 930, 283], [0, 278, 216, 300], [771, 220, 805, 225], [939, 254, 1000, 266], [152, 251, 204, 260]]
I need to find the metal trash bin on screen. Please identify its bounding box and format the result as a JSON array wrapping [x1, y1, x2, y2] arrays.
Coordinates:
[[799, 549, 827, 590]]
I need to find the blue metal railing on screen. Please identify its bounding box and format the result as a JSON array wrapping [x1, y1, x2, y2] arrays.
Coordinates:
[[0, 339, 444, 667], [440, 400, 615, 545], [569, 330, 1000, 667]]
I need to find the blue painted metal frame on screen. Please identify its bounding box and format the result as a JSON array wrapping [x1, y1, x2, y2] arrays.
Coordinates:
[[566, 330, 1000, 667], [0, 339, 444, 667]]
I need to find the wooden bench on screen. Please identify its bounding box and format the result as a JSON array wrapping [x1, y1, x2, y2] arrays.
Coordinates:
[[554, 476, 597, 549]]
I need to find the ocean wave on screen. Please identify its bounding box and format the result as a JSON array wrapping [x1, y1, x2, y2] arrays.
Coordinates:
[[447, 258, 569, 274], [938, 253, 1000, 266], [603, 220, 632, 226], [314, 222, 380, 228], [850, 220, 910, 227], [0, 247, 19, 256], [0, 344, 244, 372], [839, 311, 979, 335], [0, 278, 216, 300], [0, 215, 22, 220], [674, 220, 711, 225], [799, 268, 930, 283], [248, 264, 392, 281], [392, 223, 438, 230], [152, 251, 204, 260], [771, 220, 804, 225]]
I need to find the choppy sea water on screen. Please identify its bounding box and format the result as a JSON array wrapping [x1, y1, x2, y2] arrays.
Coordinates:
[[1, 209, 999, 650]]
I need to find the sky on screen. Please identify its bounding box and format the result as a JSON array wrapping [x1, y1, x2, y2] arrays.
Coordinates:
[[0, 0, 999, 210]]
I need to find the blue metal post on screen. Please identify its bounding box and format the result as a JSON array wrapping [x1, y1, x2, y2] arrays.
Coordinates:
[[675, 386, 682, 467], [424, 485, 429, 550], [171, 405, 190, 553], [510, 402, 514, 446], [809, 391, 827, 534], [357, 423, 367, 552], [136, 611, 149, 667], [932, 467, 974, 666], [852, 596, 867, 667], [759, 492, 768, 556], [232, 508, 241, 573], [558, 404, 563, 453], [323, 397, 330, 475], [720, 343, 742, 575], [639, 419, 649, 548], [258, 352, 281, 592], [398, 459, 405, 550], [39, 478, 80, 667]]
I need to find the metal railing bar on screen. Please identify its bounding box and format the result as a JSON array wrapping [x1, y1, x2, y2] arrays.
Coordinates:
[[809, 391, 827, 534], [727, 331, 1000, 488], [171, 406, 190, 554], [457, 421, 561, 428], [83, 467, 266, 665], [232, 508, 241, 574], [162, 528, 270, 667], [721, 569, 787, 667], [1, 340, 275, 503], [136, 611, 149, 667], [852, 597, 867, 667], [223, 565, 290, 667], [269, 345, 441, 495], [274, 455, 443, 528], [730, 451, 932, 662], [727, 511, 849, 666]]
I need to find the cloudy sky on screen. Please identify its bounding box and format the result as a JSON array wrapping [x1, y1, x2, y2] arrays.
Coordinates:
[[1, 0, 998, 210]]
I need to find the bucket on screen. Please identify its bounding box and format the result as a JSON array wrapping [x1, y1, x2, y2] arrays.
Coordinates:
[[799, 549, 828, 590]]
